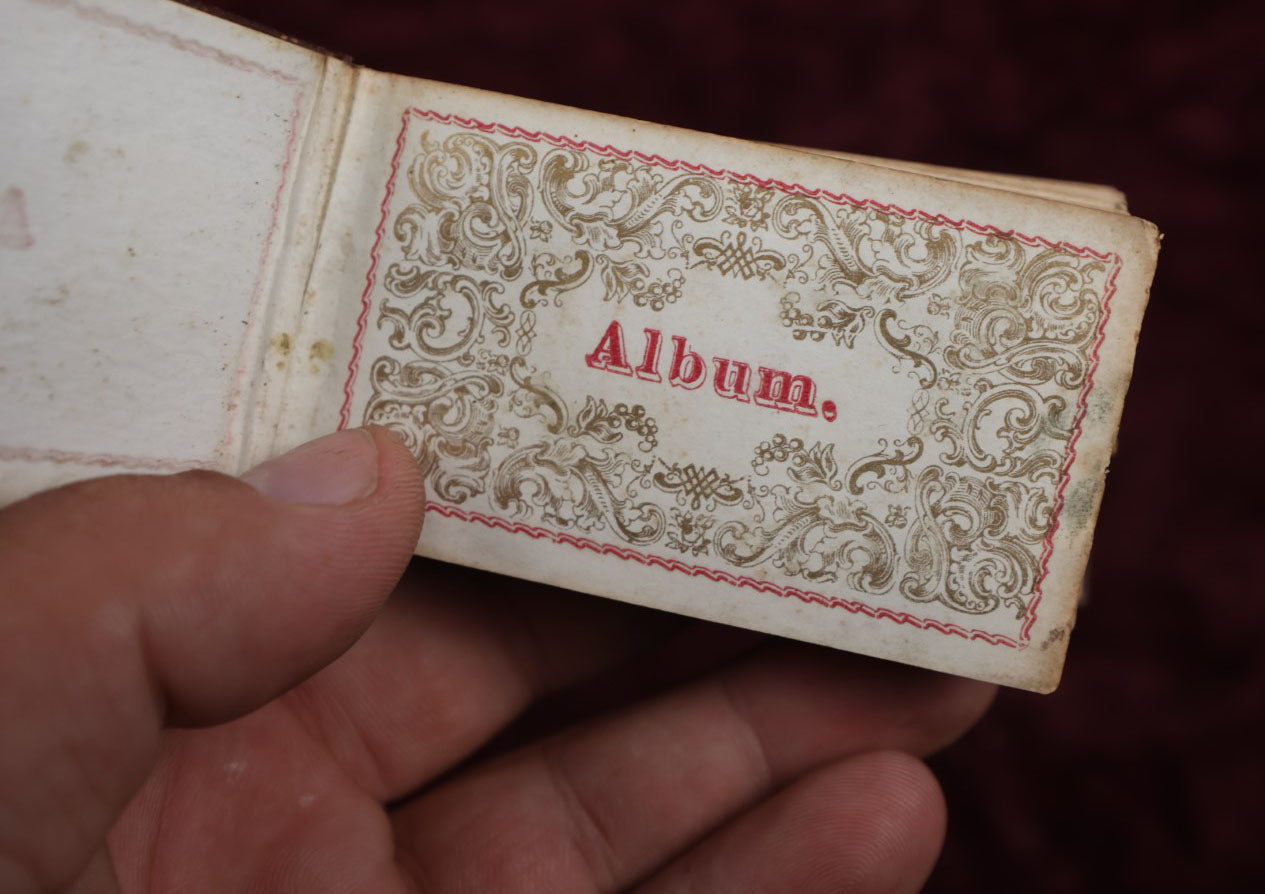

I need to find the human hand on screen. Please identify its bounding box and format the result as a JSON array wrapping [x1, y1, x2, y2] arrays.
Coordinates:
[[0, 427, 994, 892]]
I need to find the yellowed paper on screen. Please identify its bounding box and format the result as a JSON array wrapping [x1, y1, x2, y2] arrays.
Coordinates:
[[1, 0, 1158, 692], [291, 74, 1158, 692], [0, 0, 346, 493], [781, 146, 1129, 213]]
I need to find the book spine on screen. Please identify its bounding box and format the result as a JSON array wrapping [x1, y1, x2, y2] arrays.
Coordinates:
[[232, 56, 361, 470]]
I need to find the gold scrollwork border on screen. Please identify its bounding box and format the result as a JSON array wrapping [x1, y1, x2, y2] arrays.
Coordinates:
[[346, 108, 1122, 647]]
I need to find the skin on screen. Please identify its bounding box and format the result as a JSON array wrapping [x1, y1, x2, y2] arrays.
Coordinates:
[[0, 428, 995, 893]]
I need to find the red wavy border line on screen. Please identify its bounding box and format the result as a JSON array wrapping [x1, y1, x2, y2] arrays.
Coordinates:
[[1021, 260, 1121, 642], [34, 0, 303, 86], [339, 114, 411, 428], [343, 107, 1123, 647], [427, 501, 1024, 647]]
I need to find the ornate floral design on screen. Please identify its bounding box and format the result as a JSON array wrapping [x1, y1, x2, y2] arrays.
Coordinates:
[[687, 230, 787, 280], [364, 357, 501, 504], [927, 382, 1070, 481], [666, 509, 716, 556], [492, 436, 666, 544], [715, 491, 898, 590], [723, 182, 773, 230], [780, 292, 874, 348], [846, 437, 925, 495], [900, 467, 1050, 616], [772, 197, 959, 303], [539, 151, 723, 256], [875, 310, 938, 388], [380, 269, 513, 359], [395, 131, 537, 280], [651, 461, 745, 511], [359, 113, 1116, 641], [943, 236, 1105, 389], [519, 250, 686, 312], [569, 396, 659, 452], [718, 438, 897, 591], [778, 299, 938, 389]]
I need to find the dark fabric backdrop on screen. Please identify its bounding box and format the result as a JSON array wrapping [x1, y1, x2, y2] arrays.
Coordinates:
[[214, 1, 1265, 888]]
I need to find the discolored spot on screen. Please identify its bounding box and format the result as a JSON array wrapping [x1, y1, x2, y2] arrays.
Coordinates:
[[63, 140, 89, 164], [0, 187, 34, 249], [309, 339, 335, 362], [1059, 478, 1101, 533], [308, 338, 335, 373], [1040, 625, 1067, 651], [269, 333, 292, 370]]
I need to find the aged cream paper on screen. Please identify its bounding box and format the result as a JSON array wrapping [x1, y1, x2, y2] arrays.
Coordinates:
[[782, 146, 1129, 213], [0, 0, 348, 498], [290, 74, 1158, 692], [0, 0, 1158, 690]]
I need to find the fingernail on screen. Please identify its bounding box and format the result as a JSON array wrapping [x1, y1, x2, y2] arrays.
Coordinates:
[[241, 429, 379, 505]]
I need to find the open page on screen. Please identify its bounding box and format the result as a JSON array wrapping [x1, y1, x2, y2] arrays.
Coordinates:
[[0, 0, 352, 500], [1, 0, 1158, 690], [290, 72, 1158, 691]]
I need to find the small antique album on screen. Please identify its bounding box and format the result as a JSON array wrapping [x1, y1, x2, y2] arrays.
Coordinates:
[[0, 0, 1158, 691]]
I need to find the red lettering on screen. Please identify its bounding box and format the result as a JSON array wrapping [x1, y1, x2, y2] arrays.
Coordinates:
[[753, 367, 818, 416], [668, 336, 706, 390], [584, 321, 832, 421], [585, 320, 633, 375], [712, 357, 752, 402], [634, 327, 663, 382]]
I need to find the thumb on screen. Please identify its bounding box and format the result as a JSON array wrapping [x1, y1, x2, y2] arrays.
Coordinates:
[[0, 426, 424, 893]]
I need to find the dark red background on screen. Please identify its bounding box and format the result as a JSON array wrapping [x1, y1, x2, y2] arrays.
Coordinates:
[[215, 1, 1265, 888]]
